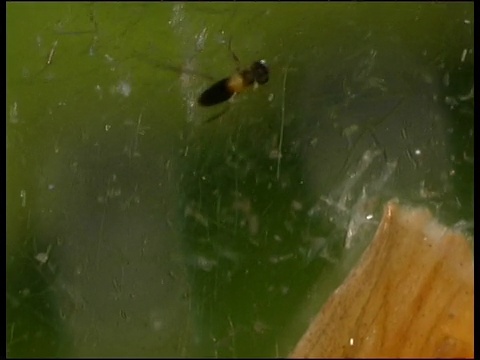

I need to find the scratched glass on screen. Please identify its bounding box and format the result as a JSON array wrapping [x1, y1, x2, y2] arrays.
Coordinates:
[[7, 3, 473, 357]]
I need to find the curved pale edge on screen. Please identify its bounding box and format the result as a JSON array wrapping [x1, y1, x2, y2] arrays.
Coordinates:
[[290, 200, 473, 359]]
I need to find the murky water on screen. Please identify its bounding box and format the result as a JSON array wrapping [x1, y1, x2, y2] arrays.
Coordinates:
[[7, 3, 473, 357]]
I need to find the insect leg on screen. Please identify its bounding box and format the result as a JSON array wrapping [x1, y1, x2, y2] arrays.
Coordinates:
[[228, 37, 241, 72], [203, 105, 231, 124]]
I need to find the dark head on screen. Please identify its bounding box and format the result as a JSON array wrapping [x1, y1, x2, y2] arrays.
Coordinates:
[[251, 60, 269, 85]]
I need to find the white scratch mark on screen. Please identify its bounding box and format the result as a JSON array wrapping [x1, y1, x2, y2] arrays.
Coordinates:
[[47, 40, 59, 65], [276, 65, 289, 181], [461, 48, 468, 62]]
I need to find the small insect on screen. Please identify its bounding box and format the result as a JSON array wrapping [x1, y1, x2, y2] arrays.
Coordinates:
[[198, 59, 269, 107]]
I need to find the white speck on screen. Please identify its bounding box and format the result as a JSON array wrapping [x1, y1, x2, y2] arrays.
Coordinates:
[[9, 102, 19, 124], [464, 19, 471, 24], [20, 190, 26, 207], [35, 252, 49, 264], [414, 149, 421, 155], [269, 253, 294, 264], [20, 288, 31, 296], [253, 320, 269, 334], [422, 72, 433, 84], [195, 27, 208, 52], [197, 256, 217, 272], [152, 319, 163, 331], [269, 149, 282, 160], [89, 40, 97, 57], [105, 124, 111, 131], [95, 85, 103, 99], [75, 265, 83, 275], [169, 3, 184, 28], [461, 49, 468, 62], [458, 86, 474, 101], [36, 35, 42, 48], [48, 184, 55, 190], [445, 96, 458, 108], [366, 214, 373, 220], [104, 54, 114, 62], [22, 67, 30, 79], [35, 245, 51, 264], [349, 337, 354, 346], [268, 93, 274, 102], [442, 72, 449, 87], [116, 81, 131, 97], [149, 310, 164, 331], [291, 200, 303, 211], [343, 124, 359, 139]]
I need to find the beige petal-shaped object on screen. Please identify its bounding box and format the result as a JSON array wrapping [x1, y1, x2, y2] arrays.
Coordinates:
[[290, 201, 473, 359]]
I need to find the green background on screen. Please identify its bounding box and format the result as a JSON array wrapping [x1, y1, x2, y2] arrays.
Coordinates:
[[7, 2, 474, 357]]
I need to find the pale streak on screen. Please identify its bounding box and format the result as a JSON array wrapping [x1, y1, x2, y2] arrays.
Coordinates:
[[276, 66, 289, 180]]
